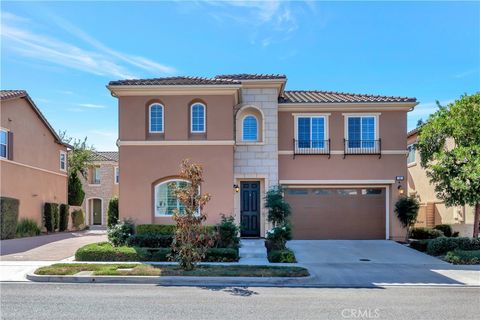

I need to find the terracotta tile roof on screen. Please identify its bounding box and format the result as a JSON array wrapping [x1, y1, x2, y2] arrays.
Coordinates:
[[108, 76, 240, 86], [215, 74, 286, 80], [0, 90, 28, 100], [279, 90, 417, 104], [89, 151, 118, 162]]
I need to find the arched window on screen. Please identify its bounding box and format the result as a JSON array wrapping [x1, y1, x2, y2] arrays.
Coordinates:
[[149, 103, 164, 133], [242, 115, 258, 141], [191, 103, 206, 133], [154, 179, 189, 217]]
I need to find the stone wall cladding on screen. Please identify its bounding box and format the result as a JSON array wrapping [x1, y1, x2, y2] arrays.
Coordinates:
[[235, 88, 279, 188]]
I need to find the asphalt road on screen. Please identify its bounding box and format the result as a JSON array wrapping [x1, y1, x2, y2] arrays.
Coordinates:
[[1, 283, 479, 320]]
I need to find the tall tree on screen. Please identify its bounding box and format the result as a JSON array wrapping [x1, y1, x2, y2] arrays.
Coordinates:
[[416, 93, 480, 237], [59, 131, 95, 178]]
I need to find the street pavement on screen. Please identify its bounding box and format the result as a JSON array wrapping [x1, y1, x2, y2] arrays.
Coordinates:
[[1, 283, 479, 320]]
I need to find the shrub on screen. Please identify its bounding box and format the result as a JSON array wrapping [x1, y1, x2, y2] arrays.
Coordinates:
[[427, 237, 480, 256], [108, 219, 135, 247], [409, 239, 430, 252], [265, 185, 291, 226], [410, 227, 444, 240], [16, 218, 41, 238], [68, 173, 85, 206], [394, 196, 420, 241], [215, 215, 240, 249], [433, 224, 453, 237], [204, 248, 239, 262], [136, 224, 176, 235], [59, 204, 69, 232], [444, 250, 480, 265], [266, 224, 292, 250], [43, 203, 58, 233], [126, 233, 173, 248], [147, 248, 171, 262], [452, 231, 460, 237], [107, 197, 119, 228], [0, 197, 19, 240], [75, 242, 139, 261], [71, 209, 85, 229], [268, 249, 296, 263]]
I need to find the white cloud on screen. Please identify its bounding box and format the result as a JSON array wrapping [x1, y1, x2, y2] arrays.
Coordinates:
[[78, 103, 107, 109], [89, 130, 116, 137]]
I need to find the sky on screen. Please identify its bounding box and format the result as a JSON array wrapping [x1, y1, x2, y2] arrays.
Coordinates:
[[1, 1, 479, 150]]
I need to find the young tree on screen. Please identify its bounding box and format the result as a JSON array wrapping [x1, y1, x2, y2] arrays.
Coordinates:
[[171, 159, 212, 270], [394, 196, 420, 241], [416, 93, 480, 238], [59, 131, 95, 178]]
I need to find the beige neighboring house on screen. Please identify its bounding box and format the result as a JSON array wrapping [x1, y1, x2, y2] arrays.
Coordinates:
[[108, 74, 418, 241], [0, 90, 69, 226], [81, 151, 119, 226], [407, 128, 474, 236]]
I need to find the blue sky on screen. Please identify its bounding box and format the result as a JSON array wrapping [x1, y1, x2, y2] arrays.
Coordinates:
[[1, 1, 479, 150]]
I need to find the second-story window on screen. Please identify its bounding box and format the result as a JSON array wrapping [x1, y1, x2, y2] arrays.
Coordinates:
[[347, 116, 376, 149], [296, 116, 326, 149], [242, 115, 258, 141], [149, 103, 164, 133], [191, 103, 205, 133], [0, 129, 8, 159], [90, 167, 101, 185], [407, 144, 416, 165], [115, 167, 119, 184], [59, 151, 67, 171]]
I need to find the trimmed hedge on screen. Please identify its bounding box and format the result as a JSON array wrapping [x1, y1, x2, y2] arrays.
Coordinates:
[[43, 203, 59, 233], [107, 197, 119, 228], [268, 249, 296, 263], [204, 248, 239, 262], [16, 218, 41, 238], [433, 224, 453, 237], [0, 197, 19, 240], [126, 233, 173, 248], [427, 237, 480, 256], [410, 227, 444, 240], [76, 242, 140, 261], [409, 239, 430, 252], [59, 204, 69, 232], [444, 250, 480, 265]]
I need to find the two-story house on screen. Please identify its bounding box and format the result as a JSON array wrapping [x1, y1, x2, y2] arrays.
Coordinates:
[[108, 74, 417, 241], [81, 151, 119, 226], [0, 90, 69, 227]]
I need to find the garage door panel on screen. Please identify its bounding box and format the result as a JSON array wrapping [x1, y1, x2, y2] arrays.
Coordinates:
[[286, 188, 386, 240]]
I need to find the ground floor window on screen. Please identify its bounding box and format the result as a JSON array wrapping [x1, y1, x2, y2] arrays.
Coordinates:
[[154, 180, 189, 217]]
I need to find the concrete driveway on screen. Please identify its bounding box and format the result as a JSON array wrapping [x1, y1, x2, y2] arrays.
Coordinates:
[[288, 240, 480, 287]]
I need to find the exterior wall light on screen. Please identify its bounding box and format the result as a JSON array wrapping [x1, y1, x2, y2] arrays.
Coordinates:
[[397, 184, 404, 195], [233, 184, 240, 193]]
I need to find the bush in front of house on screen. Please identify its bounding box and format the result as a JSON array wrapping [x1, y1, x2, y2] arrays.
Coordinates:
[[215, 215, 240, 249], [107, 197, 119, 228], [265, 224, 292, 251], [68, 173, 85, 206], [136, 224, 176, 235], [204, 248, 239, 262], [43, 203, 59, 233], [126, 233, 173, 248], [0, 196, 19, 240], [444, 250, 480, 265], [410, 227, 444, 240], [59, 204, 69, 232], [409, 239, 430, 252], [16, 218, 41, 238], [433, 224, 453, 237], [71, 209, 85, 229], [394, 196, 420, 241], [268, 249, 297, 263], [426, 237, 480, 256], [75, 242, 140, 261], [108, 219, 135, 247]]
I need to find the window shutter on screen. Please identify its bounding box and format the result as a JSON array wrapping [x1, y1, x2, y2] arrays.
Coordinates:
[[7, 131, 13, 160]]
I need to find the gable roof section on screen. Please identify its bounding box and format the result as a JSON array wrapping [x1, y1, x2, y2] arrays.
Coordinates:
[[108, 76, 240, 86], [279, 90, 417, 104], [88, 151, 118, 162], [0, 90, 70, 148], [215, 74, 287, 80]]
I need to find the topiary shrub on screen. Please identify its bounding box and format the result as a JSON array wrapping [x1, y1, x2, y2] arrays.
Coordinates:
[[204, 248, 239, 262], [268, 249, 296, 263], [433, 224, 453, 237], [43, 203, 58, 233], [0, 197, 19, 240], [410, 227, 444, 240], [126, 233, 173, 248], [59, 204, 69, 232], [75, 242, 140, 261], [215, 215, 240, 249], [107, 197, 119, 228], [427, 237, 480, 256], [409, 239, 430, 252], [68, 173, 85, 206], [16, 218, 41, 238], [71, 209, 85, 230], [394, 196, 420, 241], [108, 219, 135, 247], [136, 224, 176, 235]]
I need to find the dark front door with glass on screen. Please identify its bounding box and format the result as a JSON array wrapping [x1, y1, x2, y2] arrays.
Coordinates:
[[240, 181, 260, 237]]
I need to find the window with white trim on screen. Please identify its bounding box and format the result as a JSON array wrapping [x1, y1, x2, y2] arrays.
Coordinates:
[[59, 151, 67, 171], [114, 167, 119, 184], [346, 116, 376, 149], [149, 103, 164, 133], [0, 129, 7, 159], [191, 103, 205, 133], [407, 144, 416, 165], [296, 116, 326, 149], [242, 115, 258, 141], [154, 180, 190, 217]]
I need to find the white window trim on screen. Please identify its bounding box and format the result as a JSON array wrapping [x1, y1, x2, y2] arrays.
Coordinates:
[[407, 143, 417, 166], [293, 114, 329, 151], [0, 128, 8, 159], [149, 103, 164, 133], [154, 179, 200, 217], [190, 103, 206, 133], [241, 114, 259, 142], [343, 114, 380, 152], [114, 166, 119, 184], [59, 150, 67, 172]]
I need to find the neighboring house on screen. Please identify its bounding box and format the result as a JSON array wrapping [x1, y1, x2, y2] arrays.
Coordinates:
[[0, 90, 69, 227], [80, 151, 119, 226], [108, 74, 417, 241], [407, 128, 474, 236]]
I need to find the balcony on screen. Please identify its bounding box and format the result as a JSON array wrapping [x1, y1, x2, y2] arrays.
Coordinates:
[[293, 139, 330, 158], [344, 139, 381, 158]]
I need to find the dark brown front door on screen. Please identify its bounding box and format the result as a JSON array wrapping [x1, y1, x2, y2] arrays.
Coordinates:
[[240, 182, 260, 237]]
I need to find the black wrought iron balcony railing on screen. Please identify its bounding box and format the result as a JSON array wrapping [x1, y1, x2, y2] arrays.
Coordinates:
[[343, 139, 381, 158], [293, 139, 330, 157]]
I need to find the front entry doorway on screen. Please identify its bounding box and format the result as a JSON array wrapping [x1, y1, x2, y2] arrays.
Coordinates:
[[240, 181, 260, 237], [91, 199, 102, 225]]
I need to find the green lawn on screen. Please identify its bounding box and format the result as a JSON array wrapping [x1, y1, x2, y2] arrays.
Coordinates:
[[35, 263, 310, 277]]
